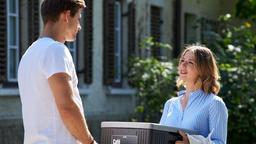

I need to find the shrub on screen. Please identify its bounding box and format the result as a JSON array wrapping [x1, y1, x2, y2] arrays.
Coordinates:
[[127, 38, 177, 122]]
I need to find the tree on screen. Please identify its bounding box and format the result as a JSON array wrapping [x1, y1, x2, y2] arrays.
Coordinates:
[[236, 0, 256, 20], [203, 14, 256, 143]]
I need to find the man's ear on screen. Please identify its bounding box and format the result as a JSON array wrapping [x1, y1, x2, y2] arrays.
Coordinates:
[[62, 10, 71, 23]]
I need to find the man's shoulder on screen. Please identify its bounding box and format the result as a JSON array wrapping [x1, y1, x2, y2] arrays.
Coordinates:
[[34, 38, 69, 56], [32, 37, 64, 49]]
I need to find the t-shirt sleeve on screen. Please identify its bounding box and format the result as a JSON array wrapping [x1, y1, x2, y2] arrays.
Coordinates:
[[41, 43, 73, 79]]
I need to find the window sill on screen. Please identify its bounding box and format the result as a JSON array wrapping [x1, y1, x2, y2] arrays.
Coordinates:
[[106, 87, 136, 96], [0, 88, 19, 96], [79, 88, 90, 96], [0, 88, 90, 97]]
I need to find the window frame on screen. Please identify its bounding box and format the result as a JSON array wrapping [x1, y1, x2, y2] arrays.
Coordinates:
[[7, 0, 19, 82]]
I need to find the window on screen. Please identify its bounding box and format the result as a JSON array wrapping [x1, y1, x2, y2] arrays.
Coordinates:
[[103, 0, 136, 86], [200, 18, 219, 43], [128, 2, 136, 57], [184, 13, 198, 43], [150, 5, 162, 59], [103, 0, 122, 85], [114, 1, 121, 83], [83, 0, 93, 84], [28, 0, 40, 45], [0, 1, 7, 83], [7, 0, 19, 81], [66, 41, 77, 65]]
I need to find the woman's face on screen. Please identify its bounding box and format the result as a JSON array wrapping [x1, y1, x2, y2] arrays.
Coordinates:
[[178, 50, 199, 84]]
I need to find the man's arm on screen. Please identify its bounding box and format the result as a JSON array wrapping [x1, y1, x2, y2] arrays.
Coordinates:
[[48, 73, 95, 144]]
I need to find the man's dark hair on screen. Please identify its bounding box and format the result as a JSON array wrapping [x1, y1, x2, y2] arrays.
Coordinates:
[[41, 0, 86, 24]]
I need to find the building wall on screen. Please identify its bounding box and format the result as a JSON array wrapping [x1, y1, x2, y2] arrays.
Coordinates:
[[181, 0, 236, 47], [0, 91, 23, 143]]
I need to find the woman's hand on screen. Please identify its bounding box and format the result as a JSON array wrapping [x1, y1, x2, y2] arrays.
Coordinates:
[[175, 131, 189, 144]]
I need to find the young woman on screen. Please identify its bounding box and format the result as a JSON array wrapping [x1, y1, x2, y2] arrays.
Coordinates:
[[160, 45, 228, 144]]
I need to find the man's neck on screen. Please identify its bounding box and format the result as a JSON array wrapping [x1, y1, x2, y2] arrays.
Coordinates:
[[41, 22, 65, 43]]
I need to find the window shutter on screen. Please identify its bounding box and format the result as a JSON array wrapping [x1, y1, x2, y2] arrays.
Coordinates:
[[103, 0, 115, 85], [28, 0, 40, 45], [128, 2, 136, 57], [173, 0, 182, 57], [84, 0, 93, 84], [0, 0, 7, 83], [150, 6, 161, 59]]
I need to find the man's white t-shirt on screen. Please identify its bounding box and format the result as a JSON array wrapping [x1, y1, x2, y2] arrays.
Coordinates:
[[18, 37, 84, 144]]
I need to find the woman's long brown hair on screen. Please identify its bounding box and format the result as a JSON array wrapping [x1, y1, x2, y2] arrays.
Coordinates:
[[176, 45, 220, 94]]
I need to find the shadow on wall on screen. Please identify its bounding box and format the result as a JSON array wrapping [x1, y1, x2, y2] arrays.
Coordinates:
[[0, 119, 24, 144], [0, 114, 134, 144], [0, 115, 133, 143]]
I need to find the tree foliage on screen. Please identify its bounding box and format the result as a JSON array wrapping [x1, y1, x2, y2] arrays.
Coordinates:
[[203, 14, 256, 143], [236, 0, 256, 20]]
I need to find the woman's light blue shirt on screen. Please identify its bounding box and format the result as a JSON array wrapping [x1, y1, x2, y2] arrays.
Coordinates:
[[160, 89, 228, 144]]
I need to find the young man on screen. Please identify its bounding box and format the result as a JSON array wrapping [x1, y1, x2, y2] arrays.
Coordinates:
[[18, 0, 96, 143]]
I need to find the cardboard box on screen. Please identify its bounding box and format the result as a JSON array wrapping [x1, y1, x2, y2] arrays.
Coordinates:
[[101, 121, 197, 144]]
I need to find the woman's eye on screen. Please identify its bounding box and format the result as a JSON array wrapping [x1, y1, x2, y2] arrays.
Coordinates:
[[188, 62, 194, 65]]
